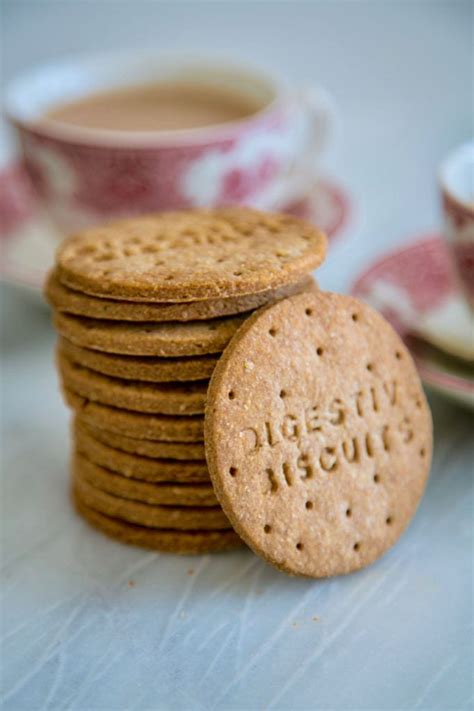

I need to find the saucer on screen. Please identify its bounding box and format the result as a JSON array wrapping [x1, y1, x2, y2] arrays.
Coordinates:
[[352, 235, 474, 410], [0, 163, 350, 298]]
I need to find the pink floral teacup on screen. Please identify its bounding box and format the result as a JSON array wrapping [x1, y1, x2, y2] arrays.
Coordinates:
[[440, 142, 474, 308], [5, 51, 334, 236]]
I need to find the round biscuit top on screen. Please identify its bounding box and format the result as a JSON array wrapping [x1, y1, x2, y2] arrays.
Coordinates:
[[56, 208, 326, 302], [205, 291, 432, 578]]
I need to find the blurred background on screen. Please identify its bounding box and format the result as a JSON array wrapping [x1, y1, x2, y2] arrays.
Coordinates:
[[2, 1, 471, 288], [2, 0, 472, 403], [1, 3, 472, 710]]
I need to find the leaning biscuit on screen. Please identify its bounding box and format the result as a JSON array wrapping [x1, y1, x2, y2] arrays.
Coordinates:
[[53, 311, 246, 357], [75, 418, 205, 460], [64, 389, 205, 442], [73, 472, 230, 530], [59, 337, 218, 382], [56, 208, 326, 302], [73, 490, 243, 554], [58, 352, 208, 415], [205, 291, 432, 578], [74, 453, 218, 506], [75, 425, 210, 483], [46, 269, 315, 321]]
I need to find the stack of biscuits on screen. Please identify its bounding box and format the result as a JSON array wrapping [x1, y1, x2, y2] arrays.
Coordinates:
[[45, 208, 327, 555]]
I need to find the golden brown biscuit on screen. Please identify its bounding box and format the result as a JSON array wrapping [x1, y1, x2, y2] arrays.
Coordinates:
[[75, 424, 210, 482], [74, 453, 218, 506], [54, 311, 245, 357], [56, 208, 326, 301], [205, 291, 432, 578], [59, 337, 218, 382], [58, 353, 208, 415], [75, 418, 205, 460], [74, 472, 230, 530], [73, 490, 243, 554], [64, 389, 205, 442], [46, 270, 315, 321]]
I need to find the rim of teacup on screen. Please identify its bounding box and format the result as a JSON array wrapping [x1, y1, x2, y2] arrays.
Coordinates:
[[440, 140, 474, 213], [5, 49, 289, 148]]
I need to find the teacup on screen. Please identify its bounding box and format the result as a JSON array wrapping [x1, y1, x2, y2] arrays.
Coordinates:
[[5, 51, 335, 236], [440, 141, 474, 308]]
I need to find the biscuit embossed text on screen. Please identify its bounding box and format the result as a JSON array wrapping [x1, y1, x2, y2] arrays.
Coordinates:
[[238, 377, 416, 494]]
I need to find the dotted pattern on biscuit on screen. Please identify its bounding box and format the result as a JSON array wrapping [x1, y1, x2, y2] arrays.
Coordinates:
[[205, 291, 432, 578], [56, 208, 326, 302]]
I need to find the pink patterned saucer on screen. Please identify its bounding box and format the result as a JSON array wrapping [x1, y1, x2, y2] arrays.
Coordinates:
[[0, 162, 350, 296], [352, 235, 474, 410]]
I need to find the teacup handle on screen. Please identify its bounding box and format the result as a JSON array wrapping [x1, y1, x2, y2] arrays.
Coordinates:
[[295, 85, 337, 164]]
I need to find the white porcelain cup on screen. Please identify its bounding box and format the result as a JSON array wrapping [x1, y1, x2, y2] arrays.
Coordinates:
[[5, 51, 336, 235]]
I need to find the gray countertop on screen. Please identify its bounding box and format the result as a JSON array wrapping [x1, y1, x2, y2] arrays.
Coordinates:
[[1, 2, 472, 709]]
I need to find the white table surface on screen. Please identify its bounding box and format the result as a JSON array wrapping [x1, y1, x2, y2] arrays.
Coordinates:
[[1, 2, 473, 710]]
